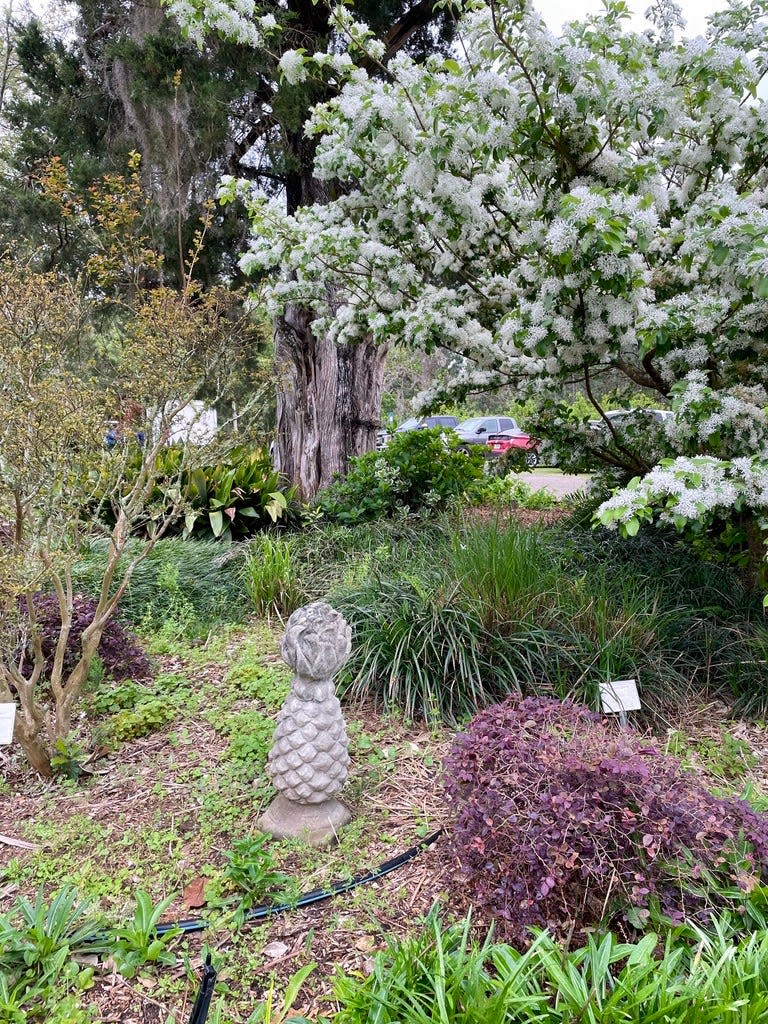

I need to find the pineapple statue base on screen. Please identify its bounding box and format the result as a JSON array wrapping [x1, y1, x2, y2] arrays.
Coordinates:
[[259, 793, 351, 848]]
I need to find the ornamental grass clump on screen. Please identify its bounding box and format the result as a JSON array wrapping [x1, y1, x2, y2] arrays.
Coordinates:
[[444, 696, 768, 943]]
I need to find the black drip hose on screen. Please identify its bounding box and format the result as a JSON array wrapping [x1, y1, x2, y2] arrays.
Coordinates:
[[182, 828, 443, 1023], [187, 954, 217, 1024], [163, 828, 443, 936]]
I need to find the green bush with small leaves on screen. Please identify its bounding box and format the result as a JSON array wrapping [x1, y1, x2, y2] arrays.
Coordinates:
[[469, 474, 560, 510], [97, 697, 176, 743], [316, 428, 485, 524]]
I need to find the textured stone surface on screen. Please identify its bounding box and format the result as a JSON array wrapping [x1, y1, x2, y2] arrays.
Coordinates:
[[260, 602, 353, 845], [259, 794, 352, 847]]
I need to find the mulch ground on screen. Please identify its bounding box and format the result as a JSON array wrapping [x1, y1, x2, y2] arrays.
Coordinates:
[[0, 681, 456, 1023], [464, 505, 571, 528]]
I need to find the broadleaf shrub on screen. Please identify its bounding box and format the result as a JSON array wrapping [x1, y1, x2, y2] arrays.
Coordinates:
[[316, 428, 484, 524], [24, 594, 152, 684], [444, 696, 768, 942], [97, 445, 298, 542]]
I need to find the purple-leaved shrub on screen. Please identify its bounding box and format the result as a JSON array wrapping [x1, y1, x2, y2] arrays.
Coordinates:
[[23, 594, 152, 683], [444, 696, 768, 942]]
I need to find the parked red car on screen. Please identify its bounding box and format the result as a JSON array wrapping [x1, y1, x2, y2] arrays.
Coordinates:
[[486, 431, 541, 469]]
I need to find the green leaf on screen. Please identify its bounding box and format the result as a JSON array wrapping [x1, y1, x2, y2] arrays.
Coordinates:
[[209, 510, 225, 538], [623, 517, 640, 537], [758, 276, 768, 300]]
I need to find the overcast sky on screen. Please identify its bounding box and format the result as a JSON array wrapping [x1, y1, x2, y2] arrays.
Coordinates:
[[536, 0, 726, 36]]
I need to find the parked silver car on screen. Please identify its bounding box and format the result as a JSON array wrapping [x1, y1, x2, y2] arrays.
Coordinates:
[[454, 416, 522, 452], [588, 409, 674, 432]]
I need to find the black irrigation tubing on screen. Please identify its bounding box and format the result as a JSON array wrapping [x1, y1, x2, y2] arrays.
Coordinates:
[[181, 827, 444, 1023], [188, 954, 217, 1024], [162, 827, 444, 937]]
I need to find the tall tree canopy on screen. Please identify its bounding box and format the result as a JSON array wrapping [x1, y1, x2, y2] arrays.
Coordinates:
[[236, 0, 768, 579], [171, 0, 454, 498], [2, 0, 269, 282]]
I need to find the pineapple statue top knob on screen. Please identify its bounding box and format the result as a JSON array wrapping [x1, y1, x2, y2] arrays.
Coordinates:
[[280, 601, 351, 684]]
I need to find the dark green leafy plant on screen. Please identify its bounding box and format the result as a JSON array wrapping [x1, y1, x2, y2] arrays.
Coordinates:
[[215, 834, 298, 927], [99, 445, 297, 542], [316, 428, 484, 524], [221, 834, 291, 908], [0, 888, 105, 971], [50, 736, 89, 781], [175, 446, 297, 542]]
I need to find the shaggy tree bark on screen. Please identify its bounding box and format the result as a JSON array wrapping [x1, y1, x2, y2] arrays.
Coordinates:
[[274, 302, 389, 497]]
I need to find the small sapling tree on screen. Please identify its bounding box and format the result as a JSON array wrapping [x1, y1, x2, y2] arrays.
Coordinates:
[[0, 169, 256, 776]]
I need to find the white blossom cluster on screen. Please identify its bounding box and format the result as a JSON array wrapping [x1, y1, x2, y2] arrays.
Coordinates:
[[167, 0, 279, 48], [191, 0, 768, 557], [597, 455, 768, 542]]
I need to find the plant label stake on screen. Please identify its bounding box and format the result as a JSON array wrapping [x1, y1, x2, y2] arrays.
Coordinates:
[[0, 702, 16, 745], [599, 679, 640, 729]]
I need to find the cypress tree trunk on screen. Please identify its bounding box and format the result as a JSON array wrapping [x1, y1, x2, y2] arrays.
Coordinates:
[[274, 302, 388, 499], [268, 1, 450, 497]]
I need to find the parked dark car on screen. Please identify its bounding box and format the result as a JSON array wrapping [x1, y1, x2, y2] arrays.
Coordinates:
[[394, 415, 460, 433], [486, 430, 541, 468]]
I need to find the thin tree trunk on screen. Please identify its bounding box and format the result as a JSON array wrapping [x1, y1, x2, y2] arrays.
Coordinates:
[[274, 303, 388, 500], [7, 692, 52, 777], [14, 728, 52, 777]]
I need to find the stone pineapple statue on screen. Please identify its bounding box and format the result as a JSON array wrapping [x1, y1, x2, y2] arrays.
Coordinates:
[[259, 601, 353, 845]]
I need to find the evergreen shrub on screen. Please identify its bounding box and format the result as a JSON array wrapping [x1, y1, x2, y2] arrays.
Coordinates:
[[316, 428, 484, 524]]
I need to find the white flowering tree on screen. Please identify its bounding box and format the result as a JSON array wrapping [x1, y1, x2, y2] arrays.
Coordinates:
[[166, 0, 454, 499], [223, 0, 768, 586]]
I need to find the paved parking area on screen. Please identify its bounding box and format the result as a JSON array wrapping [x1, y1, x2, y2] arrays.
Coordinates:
[[519, 472, 592, 498]]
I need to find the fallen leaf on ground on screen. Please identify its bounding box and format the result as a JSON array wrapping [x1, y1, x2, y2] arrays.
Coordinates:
[[182, 877, 208, 909], [262, 941, 289, 959]]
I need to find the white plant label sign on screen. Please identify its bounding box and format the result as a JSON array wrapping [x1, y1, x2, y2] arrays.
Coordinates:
[[599, 679, 641, 715], [0, 703, 16, 745]]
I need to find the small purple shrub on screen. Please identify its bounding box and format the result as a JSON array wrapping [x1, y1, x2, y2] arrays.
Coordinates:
[[24, 594, 152, 683], [443, 696, 768, 942]]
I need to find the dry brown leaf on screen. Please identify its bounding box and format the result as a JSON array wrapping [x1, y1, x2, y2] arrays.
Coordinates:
[[182, 876, 208, 910]]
